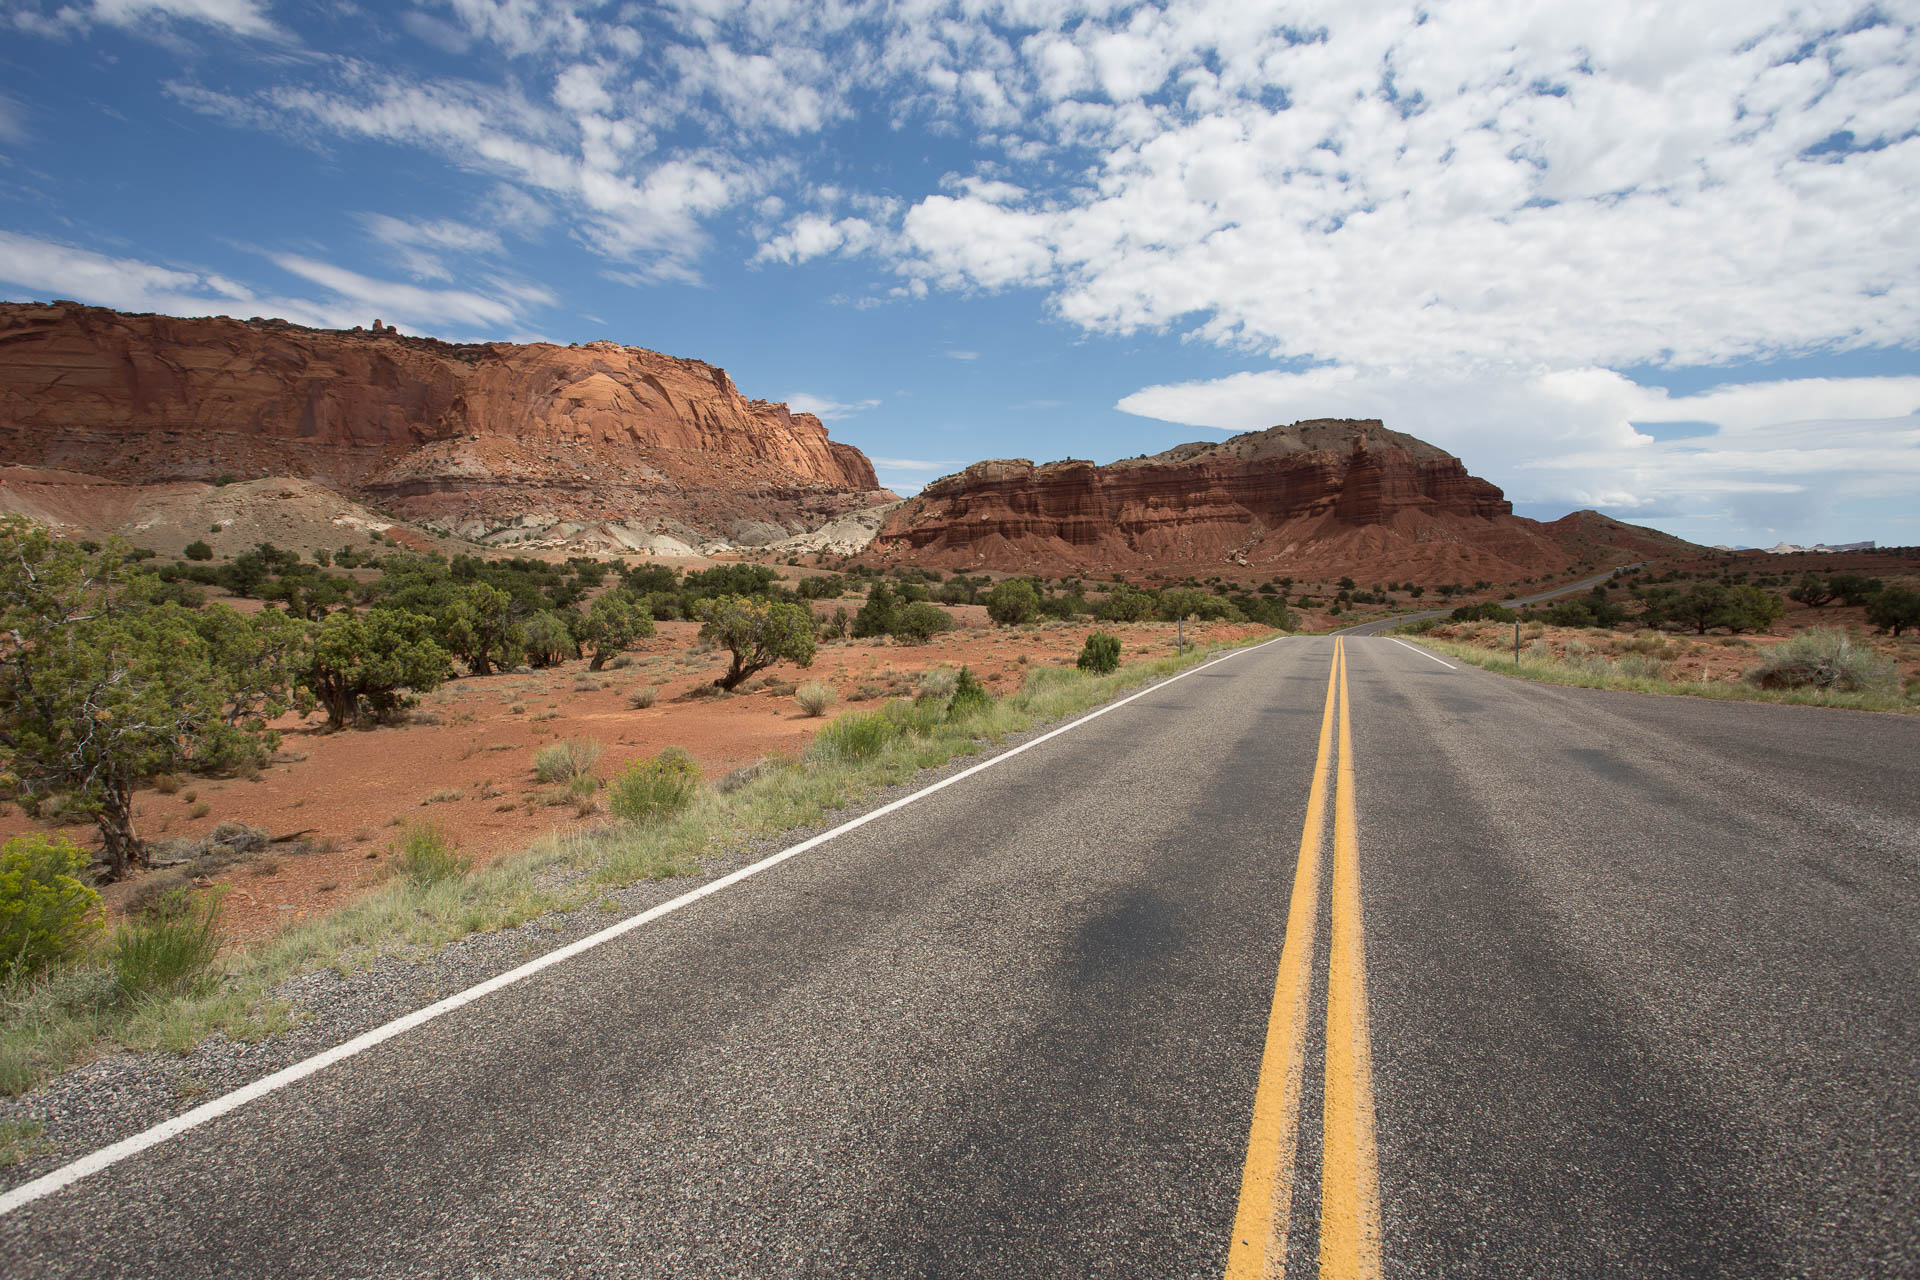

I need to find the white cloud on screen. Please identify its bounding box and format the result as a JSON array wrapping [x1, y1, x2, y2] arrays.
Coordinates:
[[785, 392, 881, 420], [358, 212, 504, 280], [13, 0, 284, 39], [869, 457, 962, 470], [0, 230, 546, 335], [1117, 364, 1920, 544], [0, 94, 29, 147], [943, 348, 979, 360]]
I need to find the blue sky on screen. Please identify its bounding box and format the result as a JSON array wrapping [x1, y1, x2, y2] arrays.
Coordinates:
[[2, 0, 1917, 548]]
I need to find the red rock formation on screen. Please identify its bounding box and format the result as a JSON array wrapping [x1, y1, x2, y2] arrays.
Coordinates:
[[869, 420, 1689, 583], [0, 302, 891, 547]]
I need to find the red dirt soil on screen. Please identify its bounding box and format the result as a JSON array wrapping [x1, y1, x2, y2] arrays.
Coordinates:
[[0, 617, 1263, 941]]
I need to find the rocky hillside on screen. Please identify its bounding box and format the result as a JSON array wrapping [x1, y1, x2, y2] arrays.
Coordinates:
[[0, 302, 893, 552], [869, 419, 1694, 582]]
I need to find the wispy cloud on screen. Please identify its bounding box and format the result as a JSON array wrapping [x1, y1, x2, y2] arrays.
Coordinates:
[[0, 229, 545, 335], [943, 349, 979, 360], [869, 457, 963, 471], [785, 392, 881, 421], [13, 0, 285, 40]]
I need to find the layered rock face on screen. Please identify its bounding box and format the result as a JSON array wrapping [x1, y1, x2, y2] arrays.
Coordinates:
[[870, 419, 1678, 582], [0, 302, 891, 549]]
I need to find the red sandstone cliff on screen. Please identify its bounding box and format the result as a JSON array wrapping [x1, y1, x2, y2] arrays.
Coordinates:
[[0, 301, 892, 549], [869, 420, 1690, 582]]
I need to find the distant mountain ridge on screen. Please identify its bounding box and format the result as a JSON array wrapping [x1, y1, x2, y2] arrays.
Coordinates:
[[869, 419, 1698, 582], [0, 301, 893, 552]]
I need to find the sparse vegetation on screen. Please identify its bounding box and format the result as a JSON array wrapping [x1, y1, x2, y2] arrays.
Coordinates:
[[608, 748, 702, 823], [392, 822, 467, 885], [533, 738, 604, 784], [795, 681, 835, 717], [111, 888, 224, 998], [1747, 630, 1898, 693]]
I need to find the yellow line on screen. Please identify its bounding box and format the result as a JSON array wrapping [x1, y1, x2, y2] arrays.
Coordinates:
[[1321, 637, 1382, 1280], [1224, 644, 1341, 1280]]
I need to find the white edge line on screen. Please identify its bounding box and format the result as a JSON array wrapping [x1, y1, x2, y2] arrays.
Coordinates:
[[1388, 637, 1456, 669], [0, 634, 1290, 1218]]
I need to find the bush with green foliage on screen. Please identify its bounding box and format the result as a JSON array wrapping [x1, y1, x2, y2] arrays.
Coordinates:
[[1746, 629, 1898, 693], [795, 681, 835, 717], [182, 540, 213, 561], [697, 595, 817, 690], [1159, 588, 1242, 623], [608, 748, 701, 822], [852, 581, 897, 638], [984, 579, 1041, 626], [808, 707, 905, 761], [1077, 631, 1122, 674], [892, 601, 954, 644], [0, 834, 100, 978], [1866, 585, 1920, 636], [1450, 602, 1519, 623], [580, 591, 655, 670], [304, 608, 447, 729], [392, 822, 468, 886], [111, 887, 223, 998], [795, 574, 844, 600], [947, 665, 991, 720], [1830, 574, 1884, 608], [0, 522, 301, 877], [1096, 586, 1157, 622], [1788, 574, 1836, 608], [518, 611, 576, 668]]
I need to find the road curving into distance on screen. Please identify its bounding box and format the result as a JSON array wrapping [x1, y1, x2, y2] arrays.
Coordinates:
[[3, 632, 1915, 1277]]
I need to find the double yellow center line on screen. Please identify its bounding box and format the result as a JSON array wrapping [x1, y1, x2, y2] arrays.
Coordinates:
[[1225, 637, 1381, 1280]]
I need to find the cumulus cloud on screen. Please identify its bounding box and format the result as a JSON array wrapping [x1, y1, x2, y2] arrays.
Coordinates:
[[1117, 364, 1920, 542]]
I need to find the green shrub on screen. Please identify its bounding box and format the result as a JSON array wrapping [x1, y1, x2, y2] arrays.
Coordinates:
[[795, 681, 835, 717], [110, 888, 222, 998], [393, 822, 467, 885], [948, 665, 991, 720], [892, 601, 954, 644], [1076, 631, 1122, 674], [182, 540, 214, 561], [0, 835, 101, 979], [534, 738, 604, 784], [1747, 630, 1897, 693], [608, 749, 701, 823], [984, 580, 1040, 626], [808, 708, 905, 762]]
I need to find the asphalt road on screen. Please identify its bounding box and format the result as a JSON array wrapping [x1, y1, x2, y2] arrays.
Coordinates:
[[4, 636, 1916, 1278]]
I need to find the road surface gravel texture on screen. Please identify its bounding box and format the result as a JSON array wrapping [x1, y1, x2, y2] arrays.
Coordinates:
[[3, 635, 1915, 1278]]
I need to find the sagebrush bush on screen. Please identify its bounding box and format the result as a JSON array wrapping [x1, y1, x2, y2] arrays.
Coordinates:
[[1076, 632, 1122, 675], [628, 685, 657, 709], [609, 748, 701, 823], [0, 834, 100, 979], [916, 668, 958, 700], [534, 738, 604, 784], [1747, 629, 1897, 693], [110, 888, 222, 998], [1613, 652, 1671, 680], [794, 681, 835, 717], [393, 822, 468, 885]]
